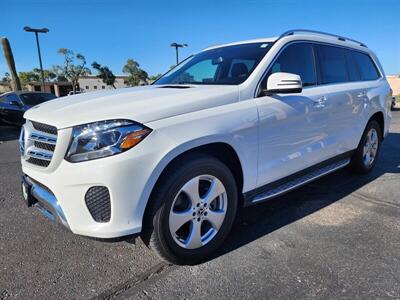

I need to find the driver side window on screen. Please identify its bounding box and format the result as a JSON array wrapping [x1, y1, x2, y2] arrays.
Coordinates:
[[264, 43, 317, 88]]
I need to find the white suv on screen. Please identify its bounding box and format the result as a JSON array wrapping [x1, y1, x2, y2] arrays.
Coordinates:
[[20, 30, 392, 264]]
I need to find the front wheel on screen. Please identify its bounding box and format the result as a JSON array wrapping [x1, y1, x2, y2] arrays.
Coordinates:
[[142, 154, 238, 265]]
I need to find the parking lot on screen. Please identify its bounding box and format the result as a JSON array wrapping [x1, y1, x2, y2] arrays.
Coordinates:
[[0, 111, 399, 299]]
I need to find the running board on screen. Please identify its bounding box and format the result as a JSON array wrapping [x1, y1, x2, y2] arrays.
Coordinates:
[[244, 157, 351, 205]]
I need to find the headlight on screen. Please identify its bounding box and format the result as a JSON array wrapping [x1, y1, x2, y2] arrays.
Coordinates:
[[65, 120, 151, 162]]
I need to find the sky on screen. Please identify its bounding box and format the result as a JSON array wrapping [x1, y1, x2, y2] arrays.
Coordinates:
[[1, 0, 399, 77]]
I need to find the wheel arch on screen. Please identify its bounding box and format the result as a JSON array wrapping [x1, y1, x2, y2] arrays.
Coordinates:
[[141, 141, 245, 231], [369, 111, 385, 140]]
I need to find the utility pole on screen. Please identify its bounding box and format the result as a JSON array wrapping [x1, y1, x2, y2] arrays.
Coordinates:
[[170, 42, 188, 65], [24, 27, 49, 92]]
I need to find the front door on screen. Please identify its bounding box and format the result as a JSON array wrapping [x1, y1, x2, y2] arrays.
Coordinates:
[[255, 42, 333, 187]]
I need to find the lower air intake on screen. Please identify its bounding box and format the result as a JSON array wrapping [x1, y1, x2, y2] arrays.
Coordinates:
[[85, 186, 111, 223]]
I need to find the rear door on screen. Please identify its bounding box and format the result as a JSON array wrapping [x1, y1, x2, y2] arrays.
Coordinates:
[[256, 42, 333, 186], [351, 50, 383, 145], [315, 44, 366, 153]]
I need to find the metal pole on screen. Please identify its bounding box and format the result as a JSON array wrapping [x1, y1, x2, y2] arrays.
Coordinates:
[[34, 32, 45, 92], [175, 46, 179, 65]]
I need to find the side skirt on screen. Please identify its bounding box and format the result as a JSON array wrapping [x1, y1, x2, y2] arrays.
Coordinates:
[[243, 151, 353, 206]]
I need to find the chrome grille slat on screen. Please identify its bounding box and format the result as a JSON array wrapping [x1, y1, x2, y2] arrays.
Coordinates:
[[29, 132, 57, 144], [27, 149, 53, 161]]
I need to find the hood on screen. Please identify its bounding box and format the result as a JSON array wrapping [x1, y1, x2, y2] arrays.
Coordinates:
[[24, 85, 239, 129]]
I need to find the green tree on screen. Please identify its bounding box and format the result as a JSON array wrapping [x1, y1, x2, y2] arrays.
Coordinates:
[[1, 72, 11, 82], [92, 62, 116, 88], [18, 71, 39, 87], [18, 69, 57, 87], [32, 68, 57, 82], [54, 48, 91, 94], [122, 59, 148, 86], [148, 73, 162, 82]]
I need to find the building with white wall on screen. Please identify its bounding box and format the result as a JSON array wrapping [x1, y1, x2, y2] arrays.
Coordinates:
[[78, 76, 129, 92]]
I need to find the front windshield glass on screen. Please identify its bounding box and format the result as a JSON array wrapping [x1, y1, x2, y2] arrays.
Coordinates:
[[20, 93, 56, 106], [155, 42, 272, 85]]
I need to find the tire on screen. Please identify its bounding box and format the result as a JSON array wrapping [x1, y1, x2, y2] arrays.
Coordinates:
[[349, 119, 382, 174], [141, 154, 238, 265]]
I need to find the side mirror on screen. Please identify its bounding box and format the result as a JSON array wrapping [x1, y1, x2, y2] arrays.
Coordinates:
[[10, 100, 22, 107], [265, 72, 302, 94]]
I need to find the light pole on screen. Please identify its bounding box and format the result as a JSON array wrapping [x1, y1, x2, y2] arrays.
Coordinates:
[[24, 26, 49, 92], [170, 42, 188, 65]]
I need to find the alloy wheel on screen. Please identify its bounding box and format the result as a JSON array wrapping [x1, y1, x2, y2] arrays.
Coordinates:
[[168, 175, 227, 249], [363, 128, 379, 167]]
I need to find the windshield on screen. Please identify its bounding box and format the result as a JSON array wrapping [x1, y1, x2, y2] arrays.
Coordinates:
[[155, 42, 272, 85], [20, 93, 56, 106]]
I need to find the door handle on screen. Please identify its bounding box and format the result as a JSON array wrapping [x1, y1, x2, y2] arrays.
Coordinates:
[[357, 90, 367, 98], [312, 96, 327, 107]]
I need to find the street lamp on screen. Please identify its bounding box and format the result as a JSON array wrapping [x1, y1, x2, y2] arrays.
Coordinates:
[[170, 42, 188, 65], [24, 26, 49, 92]]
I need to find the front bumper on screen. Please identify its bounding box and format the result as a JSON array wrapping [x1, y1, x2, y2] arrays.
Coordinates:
[[22, 175, 69, 229]]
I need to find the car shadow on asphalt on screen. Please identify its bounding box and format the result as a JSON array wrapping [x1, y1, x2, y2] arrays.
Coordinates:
[[0, 125, 21, 142], [210, 131, 400, 262]]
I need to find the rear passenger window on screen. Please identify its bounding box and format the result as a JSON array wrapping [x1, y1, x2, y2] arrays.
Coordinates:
[[317, 45, 348, 84], [269, 43, 316, 87], [352, 51, 380, 81]]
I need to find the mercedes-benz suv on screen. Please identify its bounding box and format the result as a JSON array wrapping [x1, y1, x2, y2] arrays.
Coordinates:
[[20, 30, 392, 264]]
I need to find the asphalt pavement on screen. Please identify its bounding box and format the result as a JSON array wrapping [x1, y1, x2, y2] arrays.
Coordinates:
[[0, 111, 399, 299]]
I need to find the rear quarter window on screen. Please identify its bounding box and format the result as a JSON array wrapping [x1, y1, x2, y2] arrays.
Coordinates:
[[352, 51, 380, 81]]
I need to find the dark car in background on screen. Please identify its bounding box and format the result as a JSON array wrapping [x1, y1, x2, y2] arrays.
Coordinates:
[[0, 91, 56, 126]]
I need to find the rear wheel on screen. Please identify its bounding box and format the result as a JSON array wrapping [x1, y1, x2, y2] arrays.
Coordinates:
[[142, 154, 238, 265], [349, 120, 382, 174]]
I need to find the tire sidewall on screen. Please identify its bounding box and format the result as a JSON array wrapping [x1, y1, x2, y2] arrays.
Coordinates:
[[353, 120, 382, 172]]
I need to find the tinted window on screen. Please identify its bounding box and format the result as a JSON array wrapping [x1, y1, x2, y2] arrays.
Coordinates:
[[344, 49, 360, 81], [6, 94, 21, 104], [317, 45, 348, 84], [156, 43, 272, 85], [269, 43, 316, 87], [182, 59, 219, 83], [19, 93, 56, 106], [352, 51, 380, 81]]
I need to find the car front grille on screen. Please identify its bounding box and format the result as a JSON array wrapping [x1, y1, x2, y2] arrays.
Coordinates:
[[23, 121, 58, 168]]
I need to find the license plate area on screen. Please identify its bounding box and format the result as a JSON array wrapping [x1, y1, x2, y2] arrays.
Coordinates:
[[21, 176, 37, 207]]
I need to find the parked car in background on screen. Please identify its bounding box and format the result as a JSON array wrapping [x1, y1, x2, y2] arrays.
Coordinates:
[[0, 91, 56, 126], [68, 91, 82, 96], [20, 29, 392, 265]]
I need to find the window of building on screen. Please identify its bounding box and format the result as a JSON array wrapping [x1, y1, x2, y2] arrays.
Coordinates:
[[269, 43, 317, 87], [102, 86, 105, 89], [94, 86, 97, 89], [352, 51, 380, 81], [85, 85, 89, 89]]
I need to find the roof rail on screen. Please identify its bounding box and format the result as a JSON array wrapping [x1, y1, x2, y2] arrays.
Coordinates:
[[278, 29, 367, 47]]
